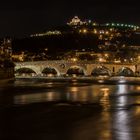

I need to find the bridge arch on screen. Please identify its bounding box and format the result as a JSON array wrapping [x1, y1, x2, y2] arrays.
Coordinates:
[[117, 67, 134, 77], [15, 67, 37, 77], [91, 66, 111, 76], [42, 67, 60, 76], [66, 66, 86, 76]]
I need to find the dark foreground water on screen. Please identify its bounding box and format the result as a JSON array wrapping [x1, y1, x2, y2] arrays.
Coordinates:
[[1, 79, 140, 140]]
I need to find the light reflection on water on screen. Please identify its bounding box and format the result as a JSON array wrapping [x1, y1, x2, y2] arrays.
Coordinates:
[[14, 84, 113, 105], [14, 91, 62, 104], [112, 110, 132, 140], [1, 80, 140, 140]]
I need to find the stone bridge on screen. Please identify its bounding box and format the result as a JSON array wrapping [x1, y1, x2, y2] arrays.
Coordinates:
[[15, 60, 139, 76]]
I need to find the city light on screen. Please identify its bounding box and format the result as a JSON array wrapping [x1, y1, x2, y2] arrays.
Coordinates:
[[71, 58, 78, 62], [93, 23, 97, 26], [1, 0, 140, 139], [99, 57, 106, 62], [30, 30, 61, 37], [94, 29, 97, 34], [105, 31, 109, 35], [83, 29, 87, 33]]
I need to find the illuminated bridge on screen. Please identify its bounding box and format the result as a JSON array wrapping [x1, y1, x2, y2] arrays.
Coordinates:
[[14, 60, 140, 77]]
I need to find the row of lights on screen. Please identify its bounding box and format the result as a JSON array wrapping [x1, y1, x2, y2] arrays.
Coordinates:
[[68, 16, 139, 30], [30, 31, 62, 37], [79, 29, 109, 35], [105, 23, 139, 29]]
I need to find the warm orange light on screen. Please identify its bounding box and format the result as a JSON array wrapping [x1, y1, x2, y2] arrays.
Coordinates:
[[83, 29, 87, 33], [71, 58, 78, 62]]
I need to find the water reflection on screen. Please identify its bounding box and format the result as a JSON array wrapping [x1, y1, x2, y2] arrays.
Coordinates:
[[14, 91, 61, 104], [14, 84, 114, 105], [3, 81, 140, 140], [66, 86, 103, 103], [111, 85, 135, 109], [135, 86, 140, 91], [100, 87, 111, 110], [117, 84, 129, 94], [112, 110, 133, 140], [111, 84, 134, 140]]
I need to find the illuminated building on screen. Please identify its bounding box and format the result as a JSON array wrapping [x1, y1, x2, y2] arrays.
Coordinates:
[[0, 39, 14, 80], [0, 39, 12, 60], [67, 16, 85, 26]]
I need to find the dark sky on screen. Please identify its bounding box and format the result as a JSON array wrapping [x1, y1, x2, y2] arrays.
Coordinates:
[[0, 0, 140, 37]]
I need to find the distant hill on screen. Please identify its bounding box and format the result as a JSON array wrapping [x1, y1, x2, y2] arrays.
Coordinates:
[[12, 16, 140, 57]]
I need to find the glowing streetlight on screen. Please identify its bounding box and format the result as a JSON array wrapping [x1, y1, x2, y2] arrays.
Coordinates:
[[105, 31, 109, 35], [94, 29, 97, 34], [83, 29, 87, 33], [71, 58, 78, 62]]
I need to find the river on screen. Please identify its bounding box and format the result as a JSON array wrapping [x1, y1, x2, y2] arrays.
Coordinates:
[[1, 79, 140, 140]]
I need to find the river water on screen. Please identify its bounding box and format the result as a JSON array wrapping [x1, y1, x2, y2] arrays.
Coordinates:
[[1, 79, 140, 140]]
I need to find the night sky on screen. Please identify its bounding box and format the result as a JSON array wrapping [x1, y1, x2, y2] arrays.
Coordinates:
[[0, 0, 140, 37]]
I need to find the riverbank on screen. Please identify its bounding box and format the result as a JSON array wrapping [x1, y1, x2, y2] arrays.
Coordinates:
[[0, 78, 15, 84], [15, 76, 140, 85]]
